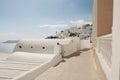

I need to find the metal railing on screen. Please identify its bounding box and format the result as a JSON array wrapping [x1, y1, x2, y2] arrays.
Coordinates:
[[96, 35, 112, 67]]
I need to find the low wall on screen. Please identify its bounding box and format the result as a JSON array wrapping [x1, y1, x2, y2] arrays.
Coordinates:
[[14, 39, 79, 57], [95, 35, 112, 80], [14, 39, 60, 54], [80, 40, 91, 50], [93, 49, 107, 80]]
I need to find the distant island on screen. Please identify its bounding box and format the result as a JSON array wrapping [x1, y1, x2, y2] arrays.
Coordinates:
[[3, 40, 19, 43]]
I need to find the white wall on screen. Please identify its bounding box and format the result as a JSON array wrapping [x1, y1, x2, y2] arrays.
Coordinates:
[[14, 39, 79, 57], [62, 41, 77, 57], [14, 39, 60, 54], [111, 0, 120, 80], [65, 37, 81, 50], [80, 40, 91, 50], [95, 48, 111, 80], [73, 38, 81, 51]]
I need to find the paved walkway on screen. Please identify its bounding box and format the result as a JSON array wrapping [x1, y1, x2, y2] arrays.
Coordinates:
[[35, 50, 101, 80]]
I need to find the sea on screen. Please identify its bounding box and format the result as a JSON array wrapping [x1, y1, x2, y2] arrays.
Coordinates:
[[0, 41, 18, 54]]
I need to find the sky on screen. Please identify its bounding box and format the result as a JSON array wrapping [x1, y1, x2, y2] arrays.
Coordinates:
[[0, 0, 93, 42]]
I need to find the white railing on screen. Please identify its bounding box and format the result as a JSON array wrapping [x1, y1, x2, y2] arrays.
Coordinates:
[[95, 34, 112, 80], [96, 35, 112, 68]]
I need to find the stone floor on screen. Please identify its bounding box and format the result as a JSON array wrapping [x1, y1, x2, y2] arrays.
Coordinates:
[[35, 49, 101, 80]]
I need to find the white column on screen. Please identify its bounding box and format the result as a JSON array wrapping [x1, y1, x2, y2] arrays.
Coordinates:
[[112, 0, 120, 80]]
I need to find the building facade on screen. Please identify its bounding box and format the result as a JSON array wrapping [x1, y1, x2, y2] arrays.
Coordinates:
[[92, 0, 113, 45], [91, 0, 120, 80]]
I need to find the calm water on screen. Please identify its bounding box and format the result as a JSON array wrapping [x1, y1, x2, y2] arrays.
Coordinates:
[[0, 43, 17, 53]]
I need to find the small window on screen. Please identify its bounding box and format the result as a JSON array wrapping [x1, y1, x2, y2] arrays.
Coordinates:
[[57, 42, 60, 45], [42, 47, 45, 49], [19, 46, 22, 48]]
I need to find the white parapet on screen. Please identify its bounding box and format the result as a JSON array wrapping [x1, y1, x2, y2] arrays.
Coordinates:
[[95, 35, 112, 80], [80, 40, 91, 50], [112, 0, 120, 80], [25, 38, 79, 57]]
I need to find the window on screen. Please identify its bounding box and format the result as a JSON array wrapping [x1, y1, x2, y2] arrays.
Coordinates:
[[19, 46, 22, 48], [57, 42, 60, 45], [42, 47, 45, 49]]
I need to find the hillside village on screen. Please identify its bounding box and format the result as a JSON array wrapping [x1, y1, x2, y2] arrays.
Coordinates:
[[46, 24, 92, 40]]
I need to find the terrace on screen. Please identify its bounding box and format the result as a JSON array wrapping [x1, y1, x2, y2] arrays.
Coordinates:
[[0, 0, 120, 80]]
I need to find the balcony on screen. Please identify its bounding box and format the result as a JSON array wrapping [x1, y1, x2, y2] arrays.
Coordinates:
[[95, 34, 112, 80]]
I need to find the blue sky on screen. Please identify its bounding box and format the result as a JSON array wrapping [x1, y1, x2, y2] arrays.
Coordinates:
[[0, 0, 93, 41]]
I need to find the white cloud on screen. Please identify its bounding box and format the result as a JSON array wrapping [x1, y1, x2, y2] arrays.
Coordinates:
[[38, 24, 68, 29], [70, 20, 92, 27]]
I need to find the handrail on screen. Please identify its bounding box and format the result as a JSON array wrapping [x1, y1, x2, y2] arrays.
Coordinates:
[[96, 35, 112, 68]]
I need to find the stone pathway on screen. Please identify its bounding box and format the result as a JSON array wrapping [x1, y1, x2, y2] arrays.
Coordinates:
[[35, 50, 101, 80]]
